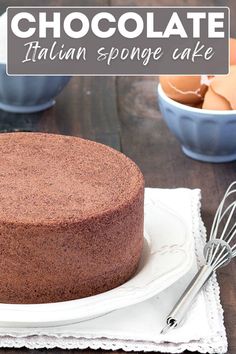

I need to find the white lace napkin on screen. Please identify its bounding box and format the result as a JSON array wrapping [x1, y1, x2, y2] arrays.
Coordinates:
[[0, 188, 227, 353]]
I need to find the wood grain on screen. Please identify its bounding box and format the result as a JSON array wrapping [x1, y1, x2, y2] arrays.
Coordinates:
[[117, 75, 236, 354], [0, 0, 235, 353]]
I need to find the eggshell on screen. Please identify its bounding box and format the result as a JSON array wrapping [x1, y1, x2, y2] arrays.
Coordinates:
[[230, 38, 236, 65], [210, 65, 236, 109], [194, 101, 203, 109], [200, 75, 214, 86], [159, 76, 207, 105], [202, 86, 231, 110]]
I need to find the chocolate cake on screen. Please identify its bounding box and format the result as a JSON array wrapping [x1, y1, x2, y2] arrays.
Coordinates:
[[0, 133, 144, 304]]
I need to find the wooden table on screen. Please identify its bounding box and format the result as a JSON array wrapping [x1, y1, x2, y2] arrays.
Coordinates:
[[0, 1, 235, 353]]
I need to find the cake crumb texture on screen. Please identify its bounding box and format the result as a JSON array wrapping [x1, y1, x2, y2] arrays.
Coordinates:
[[0, 133, 144, 303]]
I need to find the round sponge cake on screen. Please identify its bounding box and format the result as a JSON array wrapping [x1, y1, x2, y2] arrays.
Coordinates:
[[0, 133, 144, 304]]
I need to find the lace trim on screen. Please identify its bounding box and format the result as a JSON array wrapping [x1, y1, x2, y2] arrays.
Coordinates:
[[0, 190, 228, 353], [194, 190, 227, 353]]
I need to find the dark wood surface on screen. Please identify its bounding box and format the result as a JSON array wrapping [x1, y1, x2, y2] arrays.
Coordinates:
[[0, 0, 235, 353]]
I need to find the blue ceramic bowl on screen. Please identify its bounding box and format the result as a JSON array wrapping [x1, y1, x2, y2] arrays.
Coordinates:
[[158, 84, 236, 163], [0, 64, 71, 113]]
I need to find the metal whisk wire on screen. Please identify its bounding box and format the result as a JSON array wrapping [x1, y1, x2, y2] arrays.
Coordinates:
[[206, 182, 236, 269], [161, 181, 236, 334]]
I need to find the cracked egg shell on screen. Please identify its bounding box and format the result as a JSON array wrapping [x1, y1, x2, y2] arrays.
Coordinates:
[[159, 76, 207, 105], [193, 101, 203, 109], [209, 65, 236, 110], [230, 38, 236, 65], [202, 86, 231, 110]]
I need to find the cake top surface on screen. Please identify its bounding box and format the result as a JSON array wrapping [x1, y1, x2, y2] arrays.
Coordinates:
[[0, 133, 144, 224]]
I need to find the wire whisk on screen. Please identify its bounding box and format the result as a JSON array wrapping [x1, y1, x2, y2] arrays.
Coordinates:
[[161, 181, 236, 334]]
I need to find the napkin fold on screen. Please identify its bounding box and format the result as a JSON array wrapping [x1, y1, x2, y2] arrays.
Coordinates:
[[0, 188, 228, 353]]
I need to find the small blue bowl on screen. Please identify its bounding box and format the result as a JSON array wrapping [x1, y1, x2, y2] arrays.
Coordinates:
[[158, 84, 236, 163], [0, 64, 71, 113]]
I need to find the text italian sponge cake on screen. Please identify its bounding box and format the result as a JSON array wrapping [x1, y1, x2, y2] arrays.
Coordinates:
[[0, 133, 144, 304]]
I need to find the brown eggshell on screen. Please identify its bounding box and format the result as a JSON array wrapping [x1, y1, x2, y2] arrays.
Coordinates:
[[230, 38, 236, 65], [202, 86, 231, 110], [159, 76, 207, 105], [210, 66, 236, 109], [194, 101, 203, 109]]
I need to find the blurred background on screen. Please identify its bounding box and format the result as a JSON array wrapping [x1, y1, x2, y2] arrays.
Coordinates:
[[0, 0, 235, 228], [0, 4, 235, 231], [0, 2, 235, 352]]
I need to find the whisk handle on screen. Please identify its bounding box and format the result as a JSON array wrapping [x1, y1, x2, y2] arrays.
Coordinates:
[[161, 265, 214, 333]]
